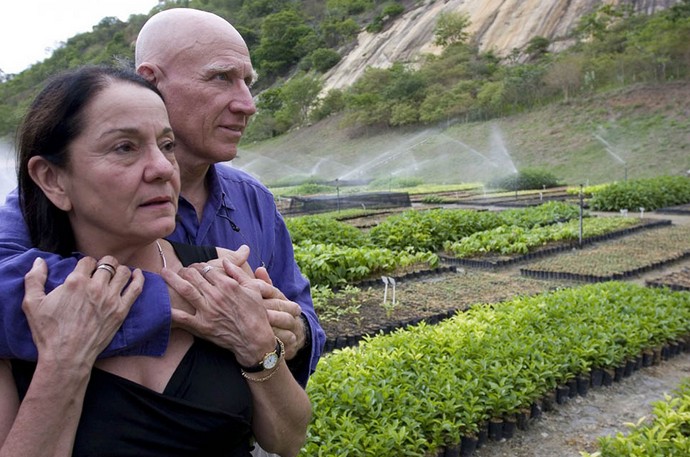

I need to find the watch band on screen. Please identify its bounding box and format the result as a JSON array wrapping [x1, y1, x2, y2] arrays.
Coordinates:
[[239, 337, 284, 373]]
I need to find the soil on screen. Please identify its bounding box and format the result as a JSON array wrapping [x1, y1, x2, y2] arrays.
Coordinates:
[[319, 206, 690, 457]]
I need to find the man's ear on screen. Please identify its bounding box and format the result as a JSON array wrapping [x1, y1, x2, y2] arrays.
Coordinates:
[[137, 62, 160, 86], [27, 156, 72, 211]]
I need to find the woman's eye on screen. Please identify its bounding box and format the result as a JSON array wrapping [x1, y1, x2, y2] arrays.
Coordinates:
[[114, 142, 135, 153]]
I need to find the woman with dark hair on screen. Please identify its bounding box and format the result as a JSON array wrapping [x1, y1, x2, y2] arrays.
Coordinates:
[[0, 66, 311, 457]]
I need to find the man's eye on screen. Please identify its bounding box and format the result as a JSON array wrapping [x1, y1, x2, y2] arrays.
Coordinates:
[[214, 73, 230, 81], [160, 140, 176, 153]]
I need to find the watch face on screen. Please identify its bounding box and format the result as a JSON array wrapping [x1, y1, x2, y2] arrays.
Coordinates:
[[263, 353, 279, 370]]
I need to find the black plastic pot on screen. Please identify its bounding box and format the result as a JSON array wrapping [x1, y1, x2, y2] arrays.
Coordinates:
[[590, 368, 604, 387], [476, 422, 488, 448], [530, 401, 543, 420], [502, 416, 517, 440], [516, 409, 530, 430], [488, 418, 503, 441], [460, 435, 478, 457], [444, 445, 460, 457], [602, 368, 614, 386], [556, 385, 570, 404], [577, 374, 590, 396], [642, 350, 654, 367]]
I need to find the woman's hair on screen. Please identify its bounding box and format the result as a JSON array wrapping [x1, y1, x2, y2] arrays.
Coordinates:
[[17, 65, 164, 255]]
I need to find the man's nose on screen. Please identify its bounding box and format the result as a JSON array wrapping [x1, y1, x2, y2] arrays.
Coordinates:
[[229, 82, 257, 116]]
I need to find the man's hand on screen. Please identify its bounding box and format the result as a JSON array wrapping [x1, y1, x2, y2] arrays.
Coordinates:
[[23, 256, 141, 366], [162, 259, 301, 367], [164, 246, 308, 360], [254, 266, 307, 360]]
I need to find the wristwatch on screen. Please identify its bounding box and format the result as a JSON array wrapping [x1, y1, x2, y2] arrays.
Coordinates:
[[239, 337, 284, 373]]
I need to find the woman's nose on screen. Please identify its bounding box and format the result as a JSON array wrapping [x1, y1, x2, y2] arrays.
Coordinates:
[[144, 147, 176, 182]]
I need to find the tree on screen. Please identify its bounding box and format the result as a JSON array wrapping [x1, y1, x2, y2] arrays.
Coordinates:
[[543, 55, 584, 102], [434, 12, 471, 47], [309, 48, 342, 73], [525, 36, 550, 61], [311, 89, 346, 121], [319, 18, 360, 47], [253, 10, 318, 78], [277, 72, 323, 126]]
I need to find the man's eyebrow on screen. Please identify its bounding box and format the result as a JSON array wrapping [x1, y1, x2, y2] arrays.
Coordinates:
[[248, 69, 259, 86], [205, 64, 258, 85]]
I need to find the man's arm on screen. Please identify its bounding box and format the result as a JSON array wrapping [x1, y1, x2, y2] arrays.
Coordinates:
[[0, 189, 171, 359], [267, 213, 325, 387]]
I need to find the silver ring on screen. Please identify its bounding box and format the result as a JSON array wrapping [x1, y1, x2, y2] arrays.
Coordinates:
[[201, 265, 215, 278], [95, 263, 116, 279]]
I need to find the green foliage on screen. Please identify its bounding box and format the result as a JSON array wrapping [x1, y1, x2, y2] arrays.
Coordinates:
[[310, 89, 346, 122], [589, 176, 690, 211], [283, 182, 335, 196], [275, 72, 323, 130], [326, 0, 373, 16], [444, 216, 638, 258], [319, 17, 360, 48], [286, 215, 368, 247], [294, 241, 437, 287], [365, 1, 405, 33], [368, 208, 499, 253], [381, 2, 404, 18], [311, 284, 361, 323], [305, 282, 690, 455], [251, 9, 319, 78], [369, 202, 580, 254], [246, 72, 323, 138], [368, 176, 425, 189], [488, 168, 563, 191], [308, 48, 342, 73], [433, 12, 471, 47], [525, 36, 550, 60], [2, 0, 690, 140]]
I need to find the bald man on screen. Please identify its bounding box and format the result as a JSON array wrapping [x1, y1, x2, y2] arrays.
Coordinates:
[[0, 8, 324, 389]]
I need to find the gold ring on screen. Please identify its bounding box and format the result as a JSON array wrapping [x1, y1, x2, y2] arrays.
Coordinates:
[[95, 263, 116, 279]]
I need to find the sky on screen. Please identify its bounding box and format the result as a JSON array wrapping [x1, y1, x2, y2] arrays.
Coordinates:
[[0, 0, 162, 75]]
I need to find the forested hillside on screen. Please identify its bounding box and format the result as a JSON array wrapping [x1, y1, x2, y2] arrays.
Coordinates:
[[0, 0, 688, 147]]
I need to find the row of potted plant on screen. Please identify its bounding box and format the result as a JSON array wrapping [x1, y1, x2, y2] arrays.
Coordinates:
[[368, 201, 581, 254], [443, 216, 639, 258], [301, 282, 690, 456], [589, 176, 690, 212], [521, 223, 690, 278]]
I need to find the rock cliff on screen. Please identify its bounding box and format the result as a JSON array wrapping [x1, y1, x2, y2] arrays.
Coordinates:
[[323, 0, 681, 92]]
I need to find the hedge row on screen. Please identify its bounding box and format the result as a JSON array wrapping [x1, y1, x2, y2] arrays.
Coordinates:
[[302, 282, 690, 456]]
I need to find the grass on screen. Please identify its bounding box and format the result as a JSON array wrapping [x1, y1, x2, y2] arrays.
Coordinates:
[[239, 81, 690, 188]]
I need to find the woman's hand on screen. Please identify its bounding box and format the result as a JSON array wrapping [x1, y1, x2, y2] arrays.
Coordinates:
[[22, 256, 143, 367]]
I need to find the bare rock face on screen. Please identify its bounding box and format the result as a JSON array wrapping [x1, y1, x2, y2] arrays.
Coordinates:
[[323, 0, 681, 93]]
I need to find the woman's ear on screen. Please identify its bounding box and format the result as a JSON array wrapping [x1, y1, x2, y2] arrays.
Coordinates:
[[27, 156, 72, 211]]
